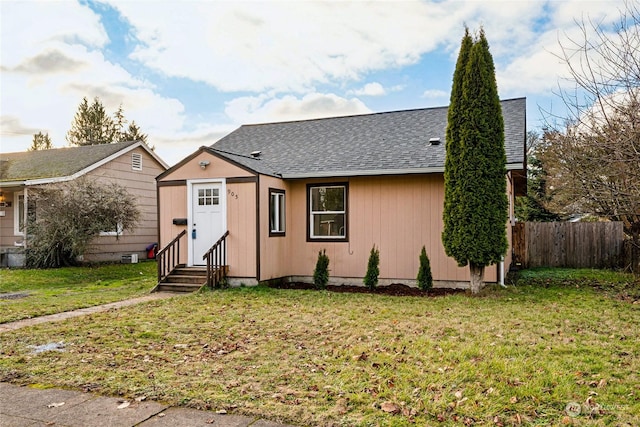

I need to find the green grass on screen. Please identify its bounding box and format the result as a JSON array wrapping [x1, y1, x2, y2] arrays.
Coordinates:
[[0, 262, 156, 323], [0, 268, 638, 426]]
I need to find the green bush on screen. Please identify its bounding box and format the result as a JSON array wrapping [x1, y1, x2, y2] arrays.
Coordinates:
[[417, 246, 433, 291], [313, 249, 330, 289], [364, 245, 380, 289]]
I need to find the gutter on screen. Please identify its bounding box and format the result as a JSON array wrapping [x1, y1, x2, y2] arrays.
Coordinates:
[[281, 163, 525, 179]]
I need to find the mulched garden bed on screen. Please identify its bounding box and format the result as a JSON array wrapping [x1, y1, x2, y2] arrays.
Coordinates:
[[269, 282, 466, 297]]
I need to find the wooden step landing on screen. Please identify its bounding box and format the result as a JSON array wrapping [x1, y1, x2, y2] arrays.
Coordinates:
[[153, 266, 224, 293]]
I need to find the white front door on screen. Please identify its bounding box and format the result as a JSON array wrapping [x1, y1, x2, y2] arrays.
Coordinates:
[[191, 182, 225, 266]]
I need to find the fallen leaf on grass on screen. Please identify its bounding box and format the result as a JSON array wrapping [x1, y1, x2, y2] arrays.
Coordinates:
[[335, 398, 348, 415], [380, 401, 400, 414], [47, 402, 65, 408], [117, 401, 130, 409]]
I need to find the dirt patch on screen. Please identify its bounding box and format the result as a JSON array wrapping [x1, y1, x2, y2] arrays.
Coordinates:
[[0, 292, 30, 300], [269, 282, 466, 297]]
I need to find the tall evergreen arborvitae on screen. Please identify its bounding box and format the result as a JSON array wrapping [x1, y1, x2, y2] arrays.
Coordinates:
[[442, 28, 473, 266], [442, 28, 508, 294]]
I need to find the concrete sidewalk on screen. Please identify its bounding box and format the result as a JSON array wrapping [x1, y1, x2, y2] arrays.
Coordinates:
[[0, 382, 295, 427], [0, 292, 178, 333]]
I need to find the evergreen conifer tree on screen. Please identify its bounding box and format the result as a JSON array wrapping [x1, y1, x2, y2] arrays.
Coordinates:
[[29, 131, 52, 151], [442, 28, 508, 294]]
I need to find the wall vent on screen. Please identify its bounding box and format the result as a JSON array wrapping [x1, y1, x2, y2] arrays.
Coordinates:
[[132, 152, 142, 170], [429, 137, 441, 145]]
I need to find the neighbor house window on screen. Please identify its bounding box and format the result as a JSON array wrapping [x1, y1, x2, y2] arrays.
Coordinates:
[[269, 188, 285, 236], [14, 193, 25, 236], [308, 183, 347, 241], [132, 152, 142, 171], [100, 222, 123, 237]]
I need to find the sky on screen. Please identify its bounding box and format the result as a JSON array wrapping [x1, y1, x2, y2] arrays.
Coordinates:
[[0, 0, 629, 166]]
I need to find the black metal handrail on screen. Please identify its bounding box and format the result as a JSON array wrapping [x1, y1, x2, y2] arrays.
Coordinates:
[[203, 230, 229, 288], [157, 229, 187, 283]]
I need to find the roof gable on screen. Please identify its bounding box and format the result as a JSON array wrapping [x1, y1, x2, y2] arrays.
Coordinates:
[[0, 141, 167, 184], [210, 97, 526, 178]]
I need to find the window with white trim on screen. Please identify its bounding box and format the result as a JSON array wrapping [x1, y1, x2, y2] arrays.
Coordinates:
[[14, 193, 25, 236], [132, 152, 142, 171], [308, 183, 347, 240], [269, 188, 285, 236], [100, 222, 123, 236]]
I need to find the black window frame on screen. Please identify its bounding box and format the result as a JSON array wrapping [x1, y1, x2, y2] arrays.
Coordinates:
[[306, 182, 348, 242], [269, 188, 286, 237]]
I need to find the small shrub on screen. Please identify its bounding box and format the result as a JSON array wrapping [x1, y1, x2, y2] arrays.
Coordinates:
[[313, 249, 330, 289], [417, 246, 433, 291], [364, 245, 380, 289]]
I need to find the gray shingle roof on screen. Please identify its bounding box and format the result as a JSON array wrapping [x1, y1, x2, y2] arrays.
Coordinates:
[[210, 97, 526, 178], [0, 141, 139, 182]]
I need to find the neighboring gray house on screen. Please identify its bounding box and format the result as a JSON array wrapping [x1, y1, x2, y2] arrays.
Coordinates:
[[0, 141, 168, 266]]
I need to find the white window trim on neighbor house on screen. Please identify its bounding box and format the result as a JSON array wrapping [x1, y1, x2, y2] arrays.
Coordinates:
[[14, 192, 25, 236], [100, 223, 124, 237]]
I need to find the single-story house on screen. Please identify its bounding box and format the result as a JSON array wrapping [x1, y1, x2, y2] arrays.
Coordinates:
[[156, 97, 526, 288], [0, 140, 168, 266]]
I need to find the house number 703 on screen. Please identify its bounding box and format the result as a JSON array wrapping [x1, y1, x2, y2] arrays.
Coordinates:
[[227, 189, 238, 199]]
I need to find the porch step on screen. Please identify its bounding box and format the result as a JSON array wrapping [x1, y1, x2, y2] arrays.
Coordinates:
[[163, 274, 206, 284], [155, 282, 203, 293], [172, 267, 208, 276], [154, 266, 212, 293]]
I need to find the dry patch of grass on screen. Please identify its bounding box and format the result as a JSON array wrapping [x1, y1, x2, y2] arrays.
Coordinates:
[[0, 262, 155, 323], [1, 273, 639, 426]]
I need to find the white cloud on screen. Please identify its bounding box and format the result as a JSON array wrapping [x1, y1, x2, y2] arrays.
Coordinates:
[[351, 82, 387, 97], [0, 1, 189, 165], [225, 93, 372, 124], [1, 0, 632, 166], [422, 89, 449, 100], [113, 1, 457, 93]]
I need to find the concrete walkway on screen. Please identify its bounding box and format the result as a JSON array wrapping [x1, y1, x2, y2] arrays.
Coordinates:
[[0, 292, 177, 333], [0, 382, 294, 427]]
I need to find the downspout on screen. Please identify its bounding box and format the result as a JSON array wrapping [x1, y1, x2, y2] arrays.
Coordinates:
[[499, 257, 506, 288]]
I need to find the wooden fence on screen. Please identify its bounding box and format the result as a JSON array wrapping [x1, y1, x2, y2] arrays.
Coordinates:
[[512, 221, 624, 269]]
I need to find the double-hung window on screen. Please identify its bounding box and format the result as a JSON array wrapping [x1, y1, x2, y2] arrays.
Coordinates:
[[269, 188, 285, 236], [308, 183, 347, 241]]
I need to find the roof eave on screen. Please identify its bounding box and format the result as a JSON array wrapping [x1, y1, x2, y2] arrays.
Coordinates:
[[279, 162, 524, 179]]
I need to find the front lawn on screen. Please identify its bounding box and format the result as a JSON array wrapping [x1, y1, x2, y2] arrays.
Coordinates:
[[0, 262, 155, 323], [0, 268, 638, 426]]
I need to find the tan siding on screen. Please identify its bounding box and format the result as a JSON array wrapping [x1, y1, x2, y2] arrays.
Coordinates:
[[83, 147, 166, 261], [259, 176, 290, 280], [284, 175, 499, 283], [160, 153, 254, 181], [226, 181, 257, 278], [158, 185, 188, 265]]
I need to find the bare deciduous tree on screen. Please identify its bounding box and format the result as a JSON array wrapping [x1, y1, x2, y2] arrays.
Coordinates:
[[543, 1, 640, 271]]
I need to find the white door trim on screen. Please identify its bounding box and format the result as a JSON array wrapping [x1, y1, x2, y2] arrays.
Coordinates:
[[186, 179, 227, 266]]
